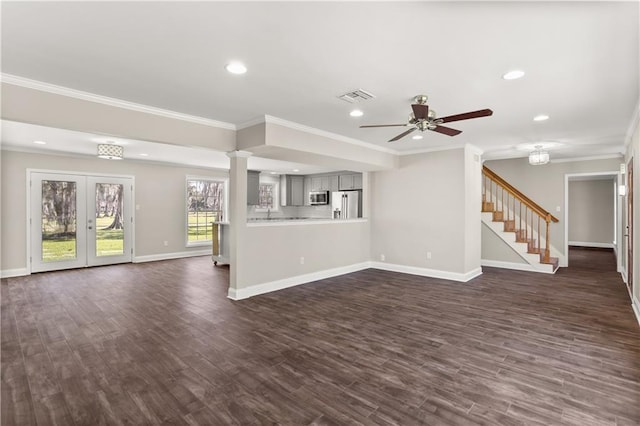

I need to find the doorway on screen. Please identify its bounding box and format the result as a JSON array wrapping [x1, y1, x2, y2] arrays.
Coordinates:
[[30, 172, 133, 273]]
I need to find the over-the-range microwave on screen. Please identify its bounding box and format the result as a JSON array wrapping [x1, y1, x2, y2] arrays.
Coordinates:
[[309, 191, 329, 205]]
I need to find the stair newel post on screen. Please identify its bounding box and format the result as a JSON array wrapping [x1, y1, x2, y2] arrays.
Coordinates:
[[544, 214, 551, 263]]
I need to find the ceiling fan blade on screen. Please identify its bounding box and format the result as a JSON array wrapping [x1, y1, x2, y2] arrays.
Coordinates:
[[360, 124, 408, 128], [439, 109, 493, 123], [388, 128, 417, 142], [411, 104, 429, 120], [431, 125, 462, 136]]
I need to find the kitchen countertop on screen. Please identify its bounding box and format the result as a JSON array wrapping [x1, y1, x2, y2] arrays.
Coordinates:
[[247, 218, 367, 227]]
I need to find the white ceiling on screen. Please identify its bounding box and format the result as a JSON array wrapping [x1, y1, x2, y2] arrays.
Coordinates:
[[1, 1, 638, 164]]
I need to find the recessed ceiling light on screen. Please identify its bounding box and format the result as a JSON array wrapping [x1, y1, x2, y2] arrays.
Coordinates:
[[139, 153, 149, 157], [270, 171, 277, 175], [225, 62, 247, 75], [412, 135, 423, 140], [502, 70, 525, 80], [33, 140, 47, 145], [350, 109, 364, 117], [533, 114, 549, 121], [292, 169, 300, 172]]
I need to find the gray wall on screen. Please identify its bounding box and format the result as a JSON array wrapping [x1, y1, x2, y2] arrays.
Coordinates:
[[568, 179, 615, 245], [1, 150, 228, 271], [370, 148, 475, 274], [483, 156, 621, 259], [481, 223, 527, 264]]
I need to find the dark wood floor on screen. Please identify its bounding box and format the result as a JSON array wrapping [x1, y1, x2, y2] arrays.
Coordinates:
[[2, 248, 639, 425]]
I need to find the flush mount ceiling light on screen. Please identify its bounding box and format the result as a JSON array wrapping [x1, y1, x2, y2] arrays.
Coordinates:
[[225, 62, 247, 75], [502, 70, 525, 80], [33, 140, 47, 145], [412, 135, 423, 140], [533, 114, 550, 121], [139, 153, 149, 157], [292, 169, 300, 172], [350, 109, 364, 117], [97, 143, 124, 160], [529, 145, 549, 165]]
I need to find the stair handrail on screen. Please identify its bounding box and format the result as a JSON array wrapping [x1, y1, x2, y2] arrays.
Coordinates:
[[482, 166, 559, 223]]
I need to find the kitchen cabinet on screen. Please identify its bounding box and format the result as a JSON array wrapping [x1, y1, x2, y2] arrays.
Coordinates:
[[280, 175, 305, 206], [329, 175, 339, 192], [339, 173, 362, 190], [247, 171, 260, 205], [311, 176, 330, 191], [303, 177, 312, 206]]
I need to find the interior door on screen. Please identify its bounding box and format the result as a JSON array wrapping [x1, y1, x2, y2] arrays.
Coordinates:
[[30, 172, 133, 273], [628, 158, 634, 293]]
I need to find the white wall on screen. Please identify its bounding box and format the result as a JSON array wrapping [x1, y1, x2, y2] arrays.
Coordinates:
[[1, 150, 228, 272], [370, 147, 478, 276], [568, 179, 615, 246]]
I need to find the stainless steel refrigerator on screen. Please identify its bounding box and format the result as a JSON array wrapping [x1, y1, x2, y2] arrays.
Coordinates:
[[332, 190, 361, 219]]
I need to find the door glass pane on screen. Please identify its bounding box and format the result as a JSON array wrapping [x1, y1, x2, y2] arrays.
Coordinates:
[[95, 183, 124, 257], [41, 180, 77, 262]]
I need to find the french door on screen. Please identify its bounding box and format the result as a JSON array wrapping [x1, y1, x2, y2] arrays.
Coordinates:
[[30, 172, 133, 273]]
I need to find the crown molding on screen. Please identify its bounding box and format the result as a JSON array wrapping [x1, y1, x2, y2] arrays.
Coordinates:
[[1, 73, 236, 130], [262, 115, 399, 155], [624, 99, 639, 148], [550, 153, 623, 164], [396, 143, 467, 156]]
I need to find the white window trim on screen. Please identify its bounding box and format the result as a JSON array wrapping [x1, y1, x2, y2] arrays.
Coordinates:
[[185, 175, 228, 247]]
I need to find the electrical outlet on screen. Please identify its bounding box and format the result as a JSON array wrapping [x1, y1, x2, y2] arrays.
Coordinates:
[[163, 241, 169, 247], [300, 256, 305, 265], [426, 251, 432, 260], [380, 254, 385, 261]]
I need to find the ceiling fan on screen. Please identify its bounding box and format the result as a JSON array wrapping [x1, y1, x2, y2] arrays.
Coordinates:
[[360, 95, 493, 142]]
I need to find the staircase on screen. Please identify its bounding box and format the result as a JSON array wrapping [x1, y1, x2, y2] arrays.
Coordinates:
[[482, 166, 560, 273]]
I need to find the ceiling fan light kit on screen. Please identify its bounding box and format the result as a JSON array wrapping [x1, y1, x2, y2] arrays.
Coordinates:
[[359, 94, 493, 142]]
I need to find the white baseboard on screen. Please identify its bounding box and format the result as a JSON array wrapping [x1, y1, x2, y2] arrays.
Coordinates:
[[620, 268, 628, 284], [228, 261, 484, 300], [632, 295, 640, 328], [369, 262, 482, 282], [0, 268, 29, 278], [568, 241, 615, 249], [133, 249, 211, 263], [481, 259, 539, 273], [228, 262, 371, 300]]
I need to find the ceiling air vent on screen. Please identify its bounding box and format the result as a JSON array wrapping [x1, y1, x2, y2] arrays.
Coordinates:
[[337, 89, 376, 103]]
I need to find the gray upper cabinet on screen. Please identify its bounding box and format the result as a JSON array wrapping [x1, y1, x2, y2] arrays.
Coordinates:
[[247, 171, 260, 205], [310, 176, 330, 191], [329, 175, 339, 192], [281, 175, 305, 206], [338, 173, 362, 190]]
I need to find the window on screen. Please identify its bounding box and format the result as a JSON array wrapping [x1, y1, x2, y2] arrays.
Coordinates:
[[258, 183, 275, 209], [186, 178, 226, 245]]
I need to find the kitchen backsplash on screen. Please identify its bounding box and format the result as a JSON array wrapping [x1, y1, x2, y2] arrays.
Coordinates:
[[247, 204, 332, 219]]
